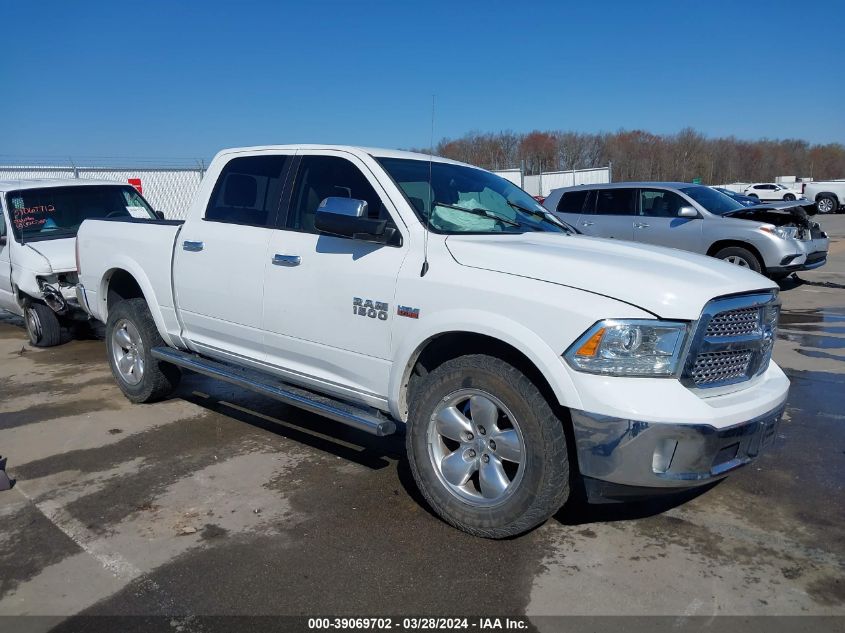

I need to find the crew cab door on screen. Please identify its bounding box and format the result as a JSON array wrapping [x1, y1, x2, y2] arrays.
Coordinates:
[[633, 188, 703, 253], [173, 153, 294, 361], [578, 188, 635, 241], [0, 203, 16, 312], [261, 151, 406, 399]]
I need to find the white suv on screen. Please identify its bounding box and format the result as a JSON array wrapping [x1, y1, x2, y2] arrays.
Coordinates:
[[744, 183, 805, 201]]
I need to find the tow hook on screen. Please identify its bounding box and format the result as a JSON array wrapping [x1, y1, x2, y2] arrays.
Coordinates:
[[40, 283, 68, 314], [0, 455, 12, 491]]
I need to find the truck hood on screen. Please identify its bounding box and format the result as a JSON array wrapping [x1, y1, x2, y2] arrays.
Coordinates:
[[23, 239, 77, 273], [445, 233, 776, 320]]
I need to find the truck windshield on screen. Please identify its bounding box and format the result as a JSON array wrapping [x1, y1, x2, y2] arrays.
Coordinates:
[[6, 185, 155, 242], [376, 157, 571, 234], [680, 185, 745, 215]]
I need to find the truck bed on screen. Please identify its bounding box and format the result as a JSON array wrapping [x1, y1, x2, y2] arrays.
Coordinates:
[[76, 216, 184, 340]]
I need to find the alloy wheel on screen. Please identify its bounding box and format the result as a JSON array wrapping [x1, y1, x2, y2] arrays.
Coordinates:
[[111, 318, 145, 385], [25, 307, 41, 342], [725, 255, 750, 268], [427, 389, 526, 507]]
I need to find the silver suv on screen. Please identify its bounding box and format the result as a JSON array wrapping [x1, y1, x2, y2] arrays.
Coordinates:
[[546, 182, 829, 280]]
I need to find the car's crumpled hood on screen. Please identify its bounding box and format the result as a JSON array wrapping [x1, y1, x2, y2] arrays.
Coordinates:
[[23, 238, 77, 273], [445, 233, 776, 320]]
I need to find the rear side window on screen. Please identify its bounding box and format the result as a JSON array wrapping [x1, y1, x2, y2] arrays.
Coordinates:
[[594, 188, 636, 215], [205, 155, 290, 226], [285, 155, 390, 234], [556, 190, 590, 214]]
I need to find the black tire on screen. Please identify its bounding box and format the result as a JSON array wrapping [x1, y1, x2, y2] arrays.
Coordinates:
[[714, 246, 763, 273], [24, 302, 62, 347], [105, 298, 181, 403], [783, 193, 796, 201], [407, 354, 570, 538], [747, 193, 758, 199], [816, 195, 838, 215]]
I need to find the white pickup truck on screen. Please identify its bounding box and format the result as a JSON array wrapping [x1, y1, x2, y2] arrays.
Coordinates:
[[76, 145, 789, 538], [0, 179, 158, 346]]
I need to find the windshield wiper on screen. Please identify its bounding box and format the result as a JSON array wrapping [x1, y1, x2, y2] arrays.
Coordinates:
[[506, 200, 574, 233], [431, 201, 521, 227]]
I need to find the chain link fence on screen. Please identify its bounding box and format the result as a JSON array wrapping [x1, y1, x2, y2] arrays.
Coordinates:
[[0, 164, 205, 219]]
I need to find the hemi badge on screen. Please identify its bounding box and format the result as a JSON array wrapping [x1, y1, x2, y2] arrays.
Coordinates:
[[397, 305, 420, 319]]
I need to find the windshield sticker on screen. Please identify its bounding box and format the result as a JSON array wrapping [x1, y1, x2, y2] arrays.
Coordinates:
[[126, 206, 149, 219], [12, 203, 56, 230]]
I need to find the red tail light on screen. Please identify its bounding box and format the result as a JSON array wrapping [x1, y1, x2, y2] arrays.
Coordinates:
[[801, 183, 806, 194]]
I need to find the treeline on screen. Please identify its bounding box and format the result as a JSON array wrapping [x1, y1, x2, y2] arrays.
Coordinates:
[[418, 128, 845, 184]]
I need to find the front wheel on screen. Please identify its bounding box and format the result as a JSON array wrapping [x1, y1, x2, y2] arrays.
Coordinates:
[[714, 246, 763, 273], [407, 354, 570, 538], [25, 302, 62, 347], [816, 195, 837, 214], [105, 298, 181, 403]]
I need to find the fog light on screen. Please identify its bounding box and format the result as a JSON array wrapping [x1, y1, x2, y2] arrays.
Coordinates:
[[652, 439, 678, 474]]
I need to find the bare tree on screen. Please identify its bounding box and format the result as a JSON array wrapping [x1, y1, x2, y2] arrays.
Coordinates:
[[430, 128, 845, 183]]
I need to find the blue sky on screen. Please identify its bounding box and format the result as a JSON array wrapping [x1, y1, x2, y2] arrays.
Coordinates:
[[2, 0, 843, 163]]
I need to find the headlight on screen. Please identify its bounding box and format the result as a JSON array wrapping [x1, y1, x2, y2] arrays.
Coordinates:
[[760, 225, 799, 240], [564, 320, 688, 377]]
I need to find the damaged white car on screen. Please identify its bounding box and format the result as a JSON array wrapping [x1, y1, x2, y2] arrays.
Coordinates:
[[0, 179, 158, 346]]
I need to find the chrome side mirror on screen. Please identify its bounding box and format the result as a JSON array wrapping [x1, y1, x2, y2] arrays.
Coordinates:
[[678, 206, 699, 218], [315, 197, 388, 241], [318, 197, 368, 218]]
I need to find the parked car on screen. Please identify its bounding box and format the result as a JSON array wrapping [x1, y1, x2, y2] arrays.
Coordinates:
[[76, 146, 788, 538], [801, 181, 845, 214], [545, 182, 828, 279], [744, 183, 805, 201], [0, 179, 158, 346], [710, 187, 761, 207]]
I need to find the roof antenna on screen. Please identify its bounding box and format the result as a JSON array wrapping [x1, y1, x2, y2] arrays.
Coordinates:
[[420, 94, 435, 277]]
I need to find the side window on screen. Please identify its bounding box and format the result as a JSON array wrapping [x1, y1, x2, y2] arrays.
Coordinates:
[[0, 204, 6, 238], [286, 156, 391, 234], [205, 155, 290, 226], [556, 190, 590, 214], [639, 189, 687, 217], [595, 188, 636, 216]]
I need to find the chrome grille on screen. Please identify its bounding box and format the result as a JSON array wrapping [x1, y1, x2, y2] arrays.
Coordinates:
[[682, 292, 779, 391], [691, 350, 754, 385], [705, 307, 759, 338]]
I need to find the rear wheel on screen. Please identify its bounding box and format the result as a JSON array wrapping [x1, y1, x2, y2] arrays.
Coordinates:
[[783, 193, 796, 201], [407, 354, 570, 538], [747, 193, 758, 199], [714, 246, 763, 273], [816, 195, 837, 214], [105, 298, 181, 403], [24, 302, 62, 347]]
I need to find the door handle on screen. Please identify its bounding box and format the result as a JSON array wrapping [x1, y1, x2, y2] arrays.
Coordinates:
[[272, 254, 301, 266], [634, 222, 650, 229], [581, 221, 595, 227], [183, 240, 204, 252]]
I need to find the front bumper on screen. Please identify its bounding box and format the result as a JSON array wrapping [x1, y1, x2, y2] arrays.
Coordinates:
[[571, 403, 784, 491]]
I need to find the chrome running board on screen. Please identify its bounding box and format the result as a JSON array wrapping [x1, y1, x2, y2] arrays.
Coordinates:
[[151, 347, 396, 436]]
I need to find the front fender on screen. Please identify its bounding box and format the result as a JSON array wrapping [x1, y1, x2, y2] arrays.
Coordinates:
[[388, 309, 584, 422]]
